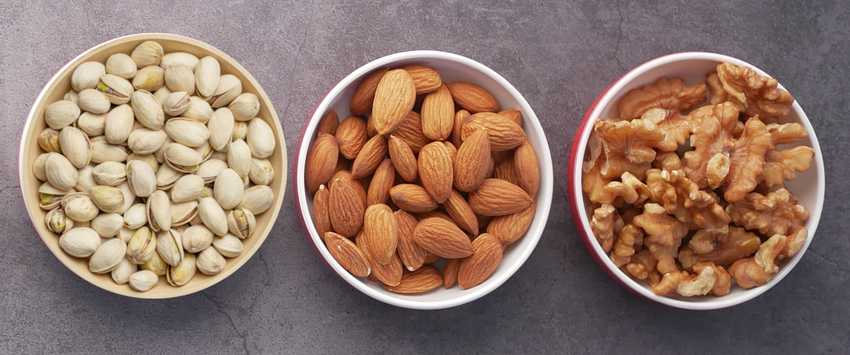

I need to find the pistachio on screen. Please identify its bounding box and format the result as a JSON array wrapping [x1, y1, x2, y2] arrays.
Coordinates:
[[146, 190, 172, 232], [127, 226, 157, 264], [97, 74, 134, 104], [227, 207, 255, 240], [249, 159, 274, 185], [33, 154, 49, 181], [164, 66, 195, 94], [45, 207, 74, 234], [133, 65, 165, 92], [130, 90, 165, 130], [91, 213, 124, 238], [88, 238, 126, 274], [129, 270, 158, 291], [247, 118, 275, 159], [127, 128, 167, 155], [71, 61, 106, 92], [153, 86, 171, 104], [184, 96, 214, 123], [171, 174, 204, 203], [156, 229, 184, 267], [117, 227, 134, 243], [166, 253, 196, 287], [197, 159, 228, 183], [44, 100, 81, 129], [90, 185, 125, 213], [38, 128, 61, 153], [123, 203, 147, 229], [209, 74, 242, 107], [155, 164, 181, 190], [214, 168, 245, 210], [78, 88, 111, 114], [182, 225, 213, 253], [162, 91, 191, 117], [104, 104, 135, 144], [164, 143, 203, 173], [126, 160, 157, 197], [197, 247, 226, 275], [90, 136, 129, 163], [171, 200, 199, 227], [165, 117, 209, 147], [59, 227, 101, 258], [240, 185, 274, 215], [77, 112, 106, 137], [229, 93, 260, 121], [195, 142, 213, 162], [141, 252, 167, 276], [92, 161, 126, 186], [111, 258, 137, 285], [195, 56, 221, 97], [38, 182, 69, 210], [208, 108, 235, 151], [212, 234, 243, 258], [232, 121, 248, 141], [227, 139, 252, 178], [161, 52, 199, 70], [127, 153, 159, 172], [130, 41, 164, 67], [58, 126, 91, 169], [45, 152, 78, 191], [105, 53, 137, 79], [117, 182, 136, 213], [198, 197, 228, 236], [64, 90, 79, 104], [76, 166, 96, 193]]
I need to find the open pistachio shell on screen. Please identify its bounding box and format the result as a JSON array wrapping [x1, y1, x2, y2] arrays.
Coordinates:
[[90, 185, 125, 213], [162, 91, 191, 117], [127, 128, 167, 155], [156, 163, 182, 190], [156, 229, 184, 267], [71, 61, 106, 92], [249, 159, 274, 186], [184, 96, 214, 123], [165, 117, 209, 148], [197, 159, 228, 183], [171, 200, 198, 227], [127, 226, 156, 264], [98, 74, 134, 105], [38, 182, 69, 210], [78, 88, 111, 114], [196, 247, 226, 275], [88, 238, 126, 274], [92, 161, 126, 186], [45, 207, 74, 234], [59, 227, 101, 258], [45, 152, 78, 191], [163, 143, 203, 173], [166, 253, 196, 287], [146, 190, 172, 232], [227, 207, 255, 240], [208, 74, 242, 108], [90, 136, 129, 163], [181, 225, 213, 253], [38, 128, 61, 153], [212, 234, 243, 258], [141, 252, 167, 276], [111, 258, 137, 285]]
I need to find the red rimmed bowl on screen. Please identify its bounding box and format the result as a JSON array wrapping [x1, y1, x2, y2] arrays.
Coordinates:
[[568, 52, 825, 310]]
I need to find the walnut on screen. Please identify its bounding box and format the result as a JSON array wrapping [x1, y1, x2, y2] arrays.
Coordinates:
[[780, 227, 807, 260], [678, 227, 761, 268], [692, 262, 732, 296], [641, 108, 691, 152], [633, 203, 688, 273], [763, 146, 814, 188], [715, 63, 794, 121], [683, 102, 741, 188], [651, 271, 689, 296], [654, 152, 682, 170], [646, 169, 730, 230], [611, 224, 644, 266], [590, 204, 621, 252], [767, 122, 808, 145], [625, 249, 656, 280], [706, 72, 728, 104], [676, 265, 717, 297], [729, 234, 788, 288], [754, 234, 787, 274], [593, 118, 663, 179], [726, 188, 809, 237], [705, 153, 730, 189], [688, 229, 725, 254], [617, 77, 707, 120], [724, 117, 773, 202], [582, 165, 610, 204], [594, 172, 650, 205]]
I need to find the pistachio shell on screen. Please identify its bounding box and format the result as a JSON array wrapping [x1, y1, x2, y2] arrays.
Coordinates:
[[91, 213, 124, 238], [161, 52, 199, 70], [166, 253, 196, 287], [45, 152, 78, 191], [171, 200, 198, 227], [164, 143, 203, 173], [130, 41, 164, 67], [171, 174, 205, 203], [153, 86, 171, 104], [127, 128, 167, 155], [141, 252, 167, 276], [111, 259, 137, 285], [182, 225, 213, 253], [162, 91, 191, 116], [197, 159, 227, 183], [105, 53, 137, 79], [64, 90, 79, 104], [232, 121, 248, 141], [133, 66, 165, 92], [78, 88, 111, 114], [90, 185, 125, 213], [208, 108, 235, 151], [104, 104, 135, 144], [59, 227, 101, 258], [155, 164, 181, 190], [97, 74, 134, 105], [195, 56, 221, 97], [156, 229, 184, 267], [90, 136, 128, 163], [126, 160, 157, 197], [164, 66, 195, 94], [75, 166, 96, 193], [240, 185, 274, 215], [117, 227, 134, 243], [117, 182, 136, 213], [38, 128, 61, 152], [165, 117, 209, 147], [127, 226, 156, 264], [71, 61, 106, 92], [227, 139, 252, 178], [38, 182, 68, 210], [127, 153, 159, 172], [45, 100, 81, 129], [213, 234, 243, 258], [59, 126, 91, 168], [146, 190, 172, 232], [214, 169, 244, 210], [247, 118, 275, 158], [198, 197, 228, 236], [129, 270, 158, 291], [33, 153, 49, 181], [45, 207, 74, 234], [92, 161, 126, 186], [184, 96, 213, 123], [89, 238, 126, 274], [209, 74, 242, 107], [77, 112, 106, 137], [131, 90, 165, 130], [229, 93, 260, 121], [195, 142, 213, 162], [197, 247, 226, 275], [227, 207, 255, 240], [123, 203, 147, 229], [249, 159, 274, 185]]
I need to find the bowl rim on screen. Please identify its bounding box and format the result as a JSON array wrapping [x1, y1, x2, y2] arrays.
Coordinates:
[[568, 51, 826, 310], [18, 32, 288, 299], [295, 50, 553, 310]]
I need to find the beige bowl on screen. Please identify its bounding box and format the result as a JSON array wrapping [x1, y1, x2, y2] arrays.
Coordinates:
[[18, 33, 287, 299]]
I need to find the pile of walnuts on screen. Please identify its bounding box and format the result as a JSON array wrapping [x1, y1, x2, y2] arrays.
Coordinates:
[[583, 63, 815, 298]]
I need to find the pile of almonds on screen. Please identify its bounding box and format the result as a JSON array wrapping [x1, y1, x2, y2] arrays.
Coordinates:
[[306, 65, 540, 294]]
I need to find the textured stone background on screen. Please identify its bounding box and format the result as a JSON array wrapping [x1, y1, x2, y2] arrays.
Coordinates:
[[1, 0, 848, 354]]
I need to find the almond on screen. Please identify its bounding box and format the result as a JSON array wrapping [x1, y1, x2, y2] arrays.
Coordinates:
[[418, 142, 453, 203], [362, 204, 398, 265], [446, 82, 500, 113], [350, 68, 387, 115], [442, 190, 479, 236], [328, 172, 366, 237], [443, 259, 460, 288], [392, 111, 429, 152], [469, 178, 532, 216], [487, 203, 535, 245], [462, 112, 526, 151], [387, 135, 418, 182], [421, 85, 454, 141], [513, 141, 540, 197], [384, 266, 442, 294], [312, 184, 332, 237], [498, 109, 523, 127], [412, 217, 473, 259], [418, 210, 452, 222], [451, 109, 470, 147], [443, 141, 457, 163], [324, 231, 371, 277], [335, 116, 367, 159], [389, 184, 438, 213], [458, 233, 503, 289], [402, 64, 442, 95], [453, 129, 491, 192], [366, 159, 395, 206], [395, 210, 427, 271], [351, 135, 386, 178], [357, 233, 402, 286], [424, 253, 440, 264], [305, 133, 339, 193], [494, 158, 519, 185], [372, 69, 416, 135], [317, 110, 338, 135]]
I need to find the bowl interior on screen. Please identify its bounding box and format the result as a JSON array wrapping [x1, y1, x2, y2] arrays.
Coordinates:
[[297, 51, 553, 309], [573, 53, 825, 309], [19, 33, 287, 299]]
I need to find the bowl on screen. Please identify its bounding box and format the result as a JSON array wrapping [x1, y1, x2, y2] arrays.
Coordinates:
[[18, 33, 288, 299], [295, 50, 553, 310], [568, 52, 825, 310]]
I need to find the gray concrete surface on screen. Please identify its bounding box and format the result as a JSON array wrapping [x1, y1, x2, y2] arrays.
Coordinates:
[[1, 0, 849, 354]]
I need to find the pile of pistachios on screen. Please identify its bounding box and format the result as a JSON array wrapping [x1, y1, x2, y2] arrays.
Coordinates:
[[33, 40, 277, 292]]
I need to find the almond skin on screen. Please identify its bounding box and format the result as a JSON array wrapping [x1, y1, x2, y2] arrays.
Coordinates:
[[372, 69, 416, 135], [312, 184, 332, 238], [442, 190, 479, 236], [418, 142, 453, 203], [402, 65, 442, 95], [388, 135, 418, 182], [366, 159, 395, 206], [317, 110, 338, 135], [494, 158, 519, 185], [446, 82, 500, 113], [363, 204, 398, 265], [390, 184, 438, 213], [305, 133, 339, 193], [392, 111, 429, 152], [384, 266, 443, 294], [357, 233, 402, 286], [462, 112, 526, 151], [443, 141, 457, 163], [452, 109, 470, 147], [443, 259, 460, 288], [487, 203, 535, 245], [351, 135, 387, 178], [324, 231, 371, 277], [513, 141, 540, 197], [418, 210, 452, 222], [350, 68, 387, 115], [458, 233, 503, 289], [469, 178, 532, 216], [412, 217, 473, 259], [498, 109, 523, 127], [421, 85, 455, 141], [453, 129, 491, 192], [328, 172, 366, 237], [395, 210, 427, 271], [335, 116, 368, 159]]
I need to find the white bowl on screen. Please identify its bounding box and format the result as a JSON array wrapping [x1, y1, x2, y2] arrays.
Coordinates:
[[568, 52, 825, 310], [295, 50, 553, 310]]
